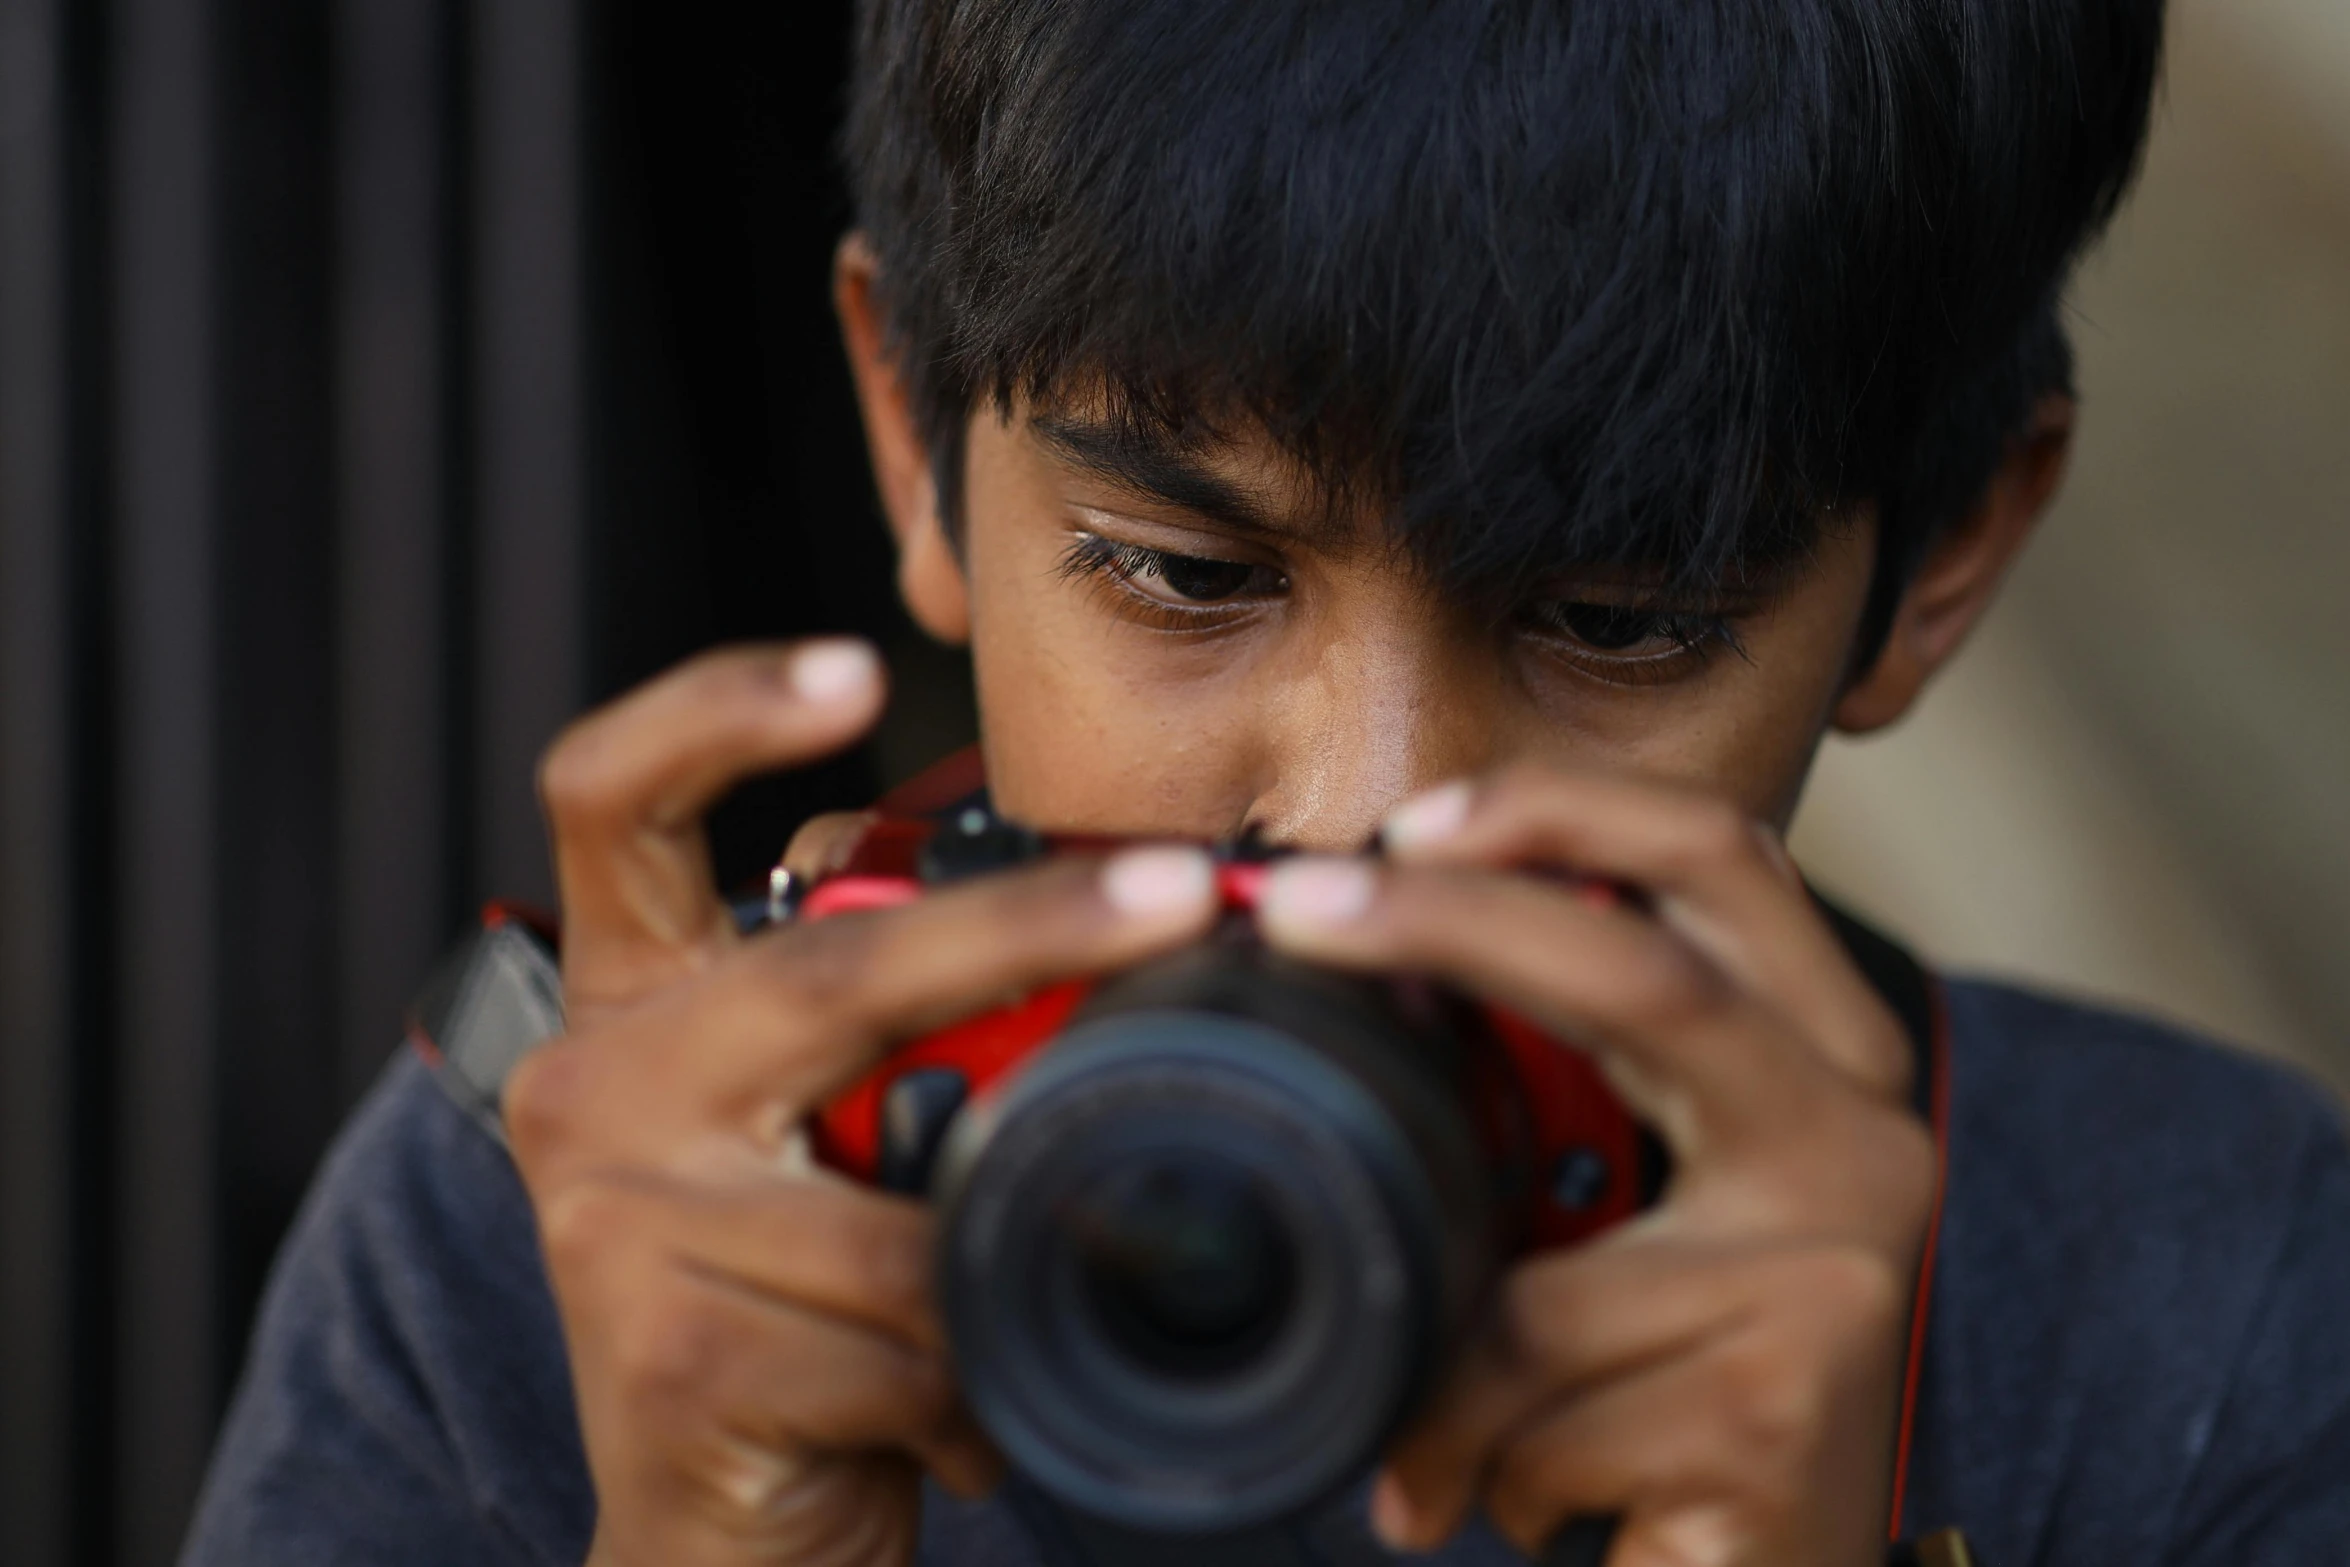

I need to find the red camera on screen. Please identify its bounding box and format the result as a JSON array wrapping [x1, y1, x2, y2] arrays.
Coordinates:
[[784, 804, 1654, 1540]]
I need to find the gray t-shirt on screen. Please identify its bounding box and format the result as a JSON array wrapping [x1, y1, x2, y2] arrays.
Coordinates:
[[180, 980, 2350, 1565]]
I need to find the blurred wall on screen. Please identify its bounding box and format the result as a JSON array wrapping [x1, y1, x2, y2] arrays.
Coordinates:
[[1791, 0, 2350, 1094], [0, 5, 919, 1562]]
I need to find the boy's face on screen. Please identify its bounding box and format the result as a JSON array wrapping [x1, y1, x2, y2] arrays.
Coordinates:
[[839, 241, 2064, 845], [956, 407, 1874, 848]]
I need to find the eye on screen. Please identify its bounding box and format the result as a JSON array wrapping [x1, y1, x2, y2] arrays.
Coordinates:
[[1518, 597, 1745, 682], [1150, 552, 1261, 603], [1059, 533, 1288, 614], [1545, 602, 1676, 652]]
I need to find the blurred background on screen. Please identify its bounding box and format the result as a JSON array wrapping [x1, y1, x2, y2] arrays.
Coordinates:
[[0, 0, 2342, 1562], [1789, 0, 2350, 1081]]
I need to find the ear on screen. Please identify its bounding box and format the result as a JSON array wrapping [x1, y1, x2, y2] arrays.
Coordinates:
[[834, 232, 971, 645], [1834, 393, 2076, 733]]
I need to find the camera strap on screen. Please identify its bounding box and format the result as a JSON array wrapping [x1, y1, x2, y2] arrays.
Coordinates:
[[406, 902, 563, 1149], [1821, 896, 1954, 1548]]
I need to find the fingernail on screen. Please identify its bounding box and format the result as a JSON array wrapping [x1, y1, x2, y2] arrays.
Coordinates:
[[1369, 1472, 1417, 1550], [1260, 857, 1376, 930], [1381, 780, 1473, 852], [790, 639, 879, 702], [1101, 847, 1216, 918]]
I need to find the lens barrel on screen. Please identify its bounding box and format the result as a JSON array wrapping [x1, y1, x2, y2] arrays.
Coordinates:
[[930, 944, 1499, 1533]]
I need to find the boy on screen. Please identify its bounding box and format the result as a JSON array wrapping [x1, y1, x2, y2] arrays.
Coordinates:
[[184, 0, 2350, 1563]]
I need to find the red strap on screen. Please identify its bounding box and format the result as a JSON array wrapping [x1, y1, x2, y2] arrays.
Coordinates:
[[1887, 976, 1954, 1540], [479, 898, 559, 945]]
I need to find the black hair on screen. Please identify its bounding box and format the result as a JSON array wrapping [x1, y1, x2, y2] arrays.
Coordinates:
[[844, 0, 2163, 646]]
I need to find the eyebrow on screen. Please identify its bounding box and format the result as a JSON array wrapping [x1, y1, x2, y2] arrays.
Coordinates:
[[1029, 410, 1817, 604], [1029, 413, 1311, 542]]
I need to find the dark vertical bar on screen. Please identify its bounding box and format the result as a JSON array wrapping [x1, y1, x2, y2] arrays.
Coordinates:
[[211, 0, 338, 1398], [0, 0, 74, 1560], [335, 0, 448, 1102], [112, 0, 219, 1554], [473, 0, 583, 910]]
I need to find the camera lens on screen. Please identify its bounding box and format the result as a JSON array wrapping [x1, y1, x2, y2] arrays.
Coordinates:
[[930, 945, 1500, 1534], [1068, 1157, 1296, 1377]]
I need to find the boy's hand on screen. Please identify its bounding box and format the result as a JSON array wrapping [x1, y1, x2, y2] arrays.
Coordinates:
[[500, 643, 1221, 1567], [1258, 766, 1937, 1567]]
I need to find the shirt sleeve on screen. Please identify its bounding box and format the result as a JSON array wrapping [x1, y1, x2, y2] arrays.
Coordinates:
[[179, 1048, 595, 1567]]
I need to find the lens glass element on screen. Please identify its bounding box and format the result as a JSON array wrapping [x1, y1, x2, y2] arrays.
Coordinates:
[[1066, 1157, 1296, 1378]]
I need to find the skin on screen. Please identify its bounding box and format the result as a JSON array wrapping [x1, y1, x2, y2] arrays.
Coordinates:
[[504, 233, 2075, 1567]]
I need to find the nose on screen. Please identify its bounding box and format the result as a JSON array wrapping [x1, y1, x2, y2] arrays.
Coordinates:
[[1242, 623, 1503, 850]]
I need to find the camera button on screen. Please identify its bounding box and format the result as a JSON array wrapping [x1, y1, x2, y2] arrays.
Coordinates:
[[1548, 1146, 1614, 1213], [878, 1067, 971, 1195]]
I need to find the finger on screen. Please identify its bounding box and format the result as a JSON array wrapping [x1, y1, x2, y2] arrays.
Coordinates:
[[509, 845, 1222, 1149], [925, 1411, 1009, 1502], [1475, 1351, 1739, 1561], [589, 1457, 924, 1567], [1256, 857, 1838, 1156], [731, 844, 1225, 1108], [541, 640, 886, 1017], [783, 809, 880, 883], [1381, 770, 1908, 1098], [538, 1169, 947, 1353], [1376, 1240, 1756, 1546], [572, 1260, 991, 1503], [1480, 1267, 1907, 1564]]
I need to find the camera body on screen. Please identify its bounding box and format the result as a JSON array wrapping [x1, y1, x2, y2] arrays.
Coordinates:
[[794, 806, 1653, 1538]]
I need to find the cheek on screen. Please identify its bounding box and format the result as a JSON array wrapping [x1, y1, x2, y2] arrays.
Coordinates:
[[1600, 556, 1870, 827], [1507, 570, 1872, 826], [1669, 671, 1850, 826], [1506, 660, 1837, 825], [960, 529, 1268, 836]]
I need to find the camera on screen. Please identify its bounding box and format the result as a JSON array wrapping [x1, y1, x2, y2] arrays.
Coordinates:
[[794, 805, 1656, 1541]]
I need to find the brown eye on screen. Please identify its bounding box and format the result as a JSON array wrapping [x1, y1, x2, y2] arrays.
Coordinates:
[[1516, 598, 1743, 682], [1060, 534, 1287, 612], [1548, 602, 1671, 651], [1152, 553, 1260, 603]]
